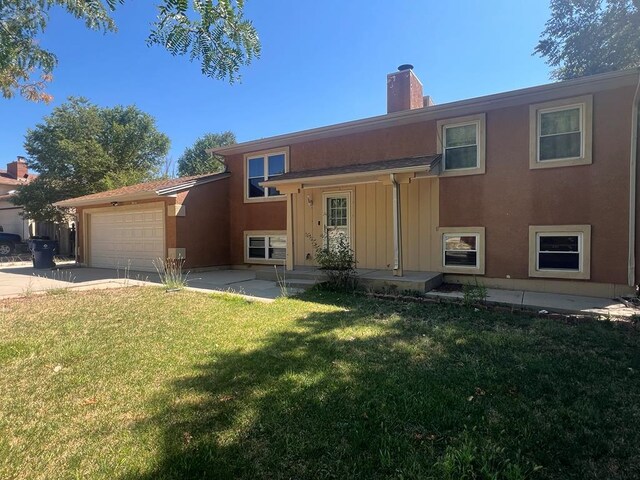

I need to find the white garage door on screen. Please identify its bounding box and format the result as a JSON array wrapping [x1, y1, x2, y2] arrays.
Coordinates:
[[89, 207, 165, 272]]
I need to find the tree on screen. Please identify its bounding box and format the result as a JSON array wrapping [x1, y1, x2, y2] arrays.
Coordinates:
[[177, 131, 236, 176], [535, 0, 640, 80], [12, 97, 170, 221], [0, 0, 260, 102]]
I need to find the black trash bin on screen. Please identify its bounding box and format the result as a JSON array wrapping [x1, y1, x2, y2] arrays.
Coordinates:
[[28, 239, 58, 269]]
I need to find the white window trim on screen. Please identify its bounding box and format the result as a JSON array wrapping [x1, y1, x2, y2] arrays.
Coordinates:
[[438, 226, 485, 275], [529, 95, 593, 169], [244, 230, 287, 265], [437, 113, 486, 177], [322, 190, 353, 247], [244, 147, 289, 203], [528, 225, 591, 280]]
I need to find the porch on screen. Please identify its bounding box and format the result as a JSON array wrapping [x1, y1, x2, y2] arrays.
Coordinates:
[[262, 154, 443, 278], [254, 265, 443, 293]]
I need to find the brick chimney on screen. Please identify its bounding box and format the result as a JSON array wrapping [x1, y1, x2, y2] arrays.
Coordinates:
[[7, 156, 28, 180], [387, 64, 424, 113]]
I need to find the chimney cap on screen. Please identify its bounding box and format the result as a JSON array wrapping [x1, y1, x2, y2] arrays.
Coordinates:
[[397, 64, 414, 71]]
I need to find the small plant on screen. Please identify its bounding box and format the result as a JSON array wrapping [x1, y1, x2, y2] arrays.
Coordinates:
[[153, 257, 189, 291], [307, 233, 358, 291], [462, 277, 487, 307], [273, 265, 289, 297]]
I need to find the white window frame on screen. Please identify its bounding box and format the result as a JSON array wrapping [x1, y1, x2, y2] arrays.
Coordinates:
[[529, 95, 592, 170], [244, 231, 287, 265], [244, 148, 289, 203], [443, 233, 479, 269], [528, 225, 591, 279], [437, 113, 486, 177], [438, 226, 485, 275]]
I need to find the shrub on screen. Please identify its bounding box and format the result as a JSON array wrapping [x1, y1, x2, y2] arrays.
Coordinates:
[[462, 278, 487, 307], [153, 257, 189, 290], [308, 234, 358, 291]]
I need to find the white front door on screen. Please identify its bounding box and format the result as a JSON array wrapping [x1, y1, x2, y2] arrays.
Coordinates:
[[323, 192, 351, 248]]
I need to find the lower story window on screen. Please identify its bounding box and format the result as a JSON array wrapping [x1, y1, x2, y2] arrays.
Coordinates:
[[444, 234, 478, 268], [536, 234, 580, 271], [246, 233, 286, 263], [439, 227, 485, 274], [529, 225, 591, 279]]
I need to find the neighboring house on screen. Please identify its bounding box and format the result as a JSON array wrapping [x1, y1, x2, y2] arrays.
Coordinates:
[[57, 174, 229, 271], [59, 67, 640, 298], [0, 157, 36, 240]]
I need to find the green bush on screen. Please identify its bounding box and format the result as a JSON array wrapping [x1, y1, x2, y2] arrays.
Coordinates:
[[308, 234, 358, 291]]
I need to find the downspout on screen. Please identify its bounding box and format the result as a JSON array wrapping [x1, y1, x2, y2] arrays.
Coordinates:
[[391, 173, 403, 276], [628, 70, 640, 287]]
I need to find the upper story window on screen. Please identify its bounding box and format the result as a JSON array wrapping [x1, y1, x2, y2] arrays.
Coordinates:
[[444, 123, 478, 170], [245, 149, 288, 202], [437, 113, 486, 177], [529, 95, 592, 169]]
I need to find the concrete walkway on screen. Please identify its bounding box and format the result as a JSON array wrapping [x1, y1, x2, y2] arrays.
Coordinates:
[[0, 264, 293, 302], [425, 286, 640, 318]]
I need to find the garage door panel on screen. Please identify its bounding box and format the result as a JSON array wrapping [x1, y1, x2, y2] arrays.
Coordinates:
[[89, 207, 164, 272]]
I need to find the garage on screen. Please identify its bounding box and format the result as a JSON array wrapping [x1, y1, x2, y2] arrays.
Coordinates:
[[88, 206, 165, 272], [55, 173, 231, 271]]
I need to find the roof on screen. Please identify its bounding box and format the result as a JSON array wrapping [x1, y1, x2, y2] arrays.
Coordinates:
[[212, 68, 640, 156], [0, 171, 37, 186], [55, 172, 229, 207], [262, 155, 441, 187]]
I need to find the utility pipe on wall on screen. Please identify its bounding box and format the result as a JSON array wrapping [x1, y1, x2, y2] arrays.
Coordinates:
[[628, 69, 640, 287], [391, 173, 403, 276]]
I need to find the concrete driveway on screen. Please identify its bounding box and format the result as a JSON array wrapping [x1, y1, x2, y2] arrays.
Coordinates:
[[0, 263, 290, 301]]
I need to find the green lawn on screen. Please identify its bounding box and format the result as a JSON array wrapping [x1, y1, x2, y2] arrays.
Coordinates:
[[1, 287, 639, 479]]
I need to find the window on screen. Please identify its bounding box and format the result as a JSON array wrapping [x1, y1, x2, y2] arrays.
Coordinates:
[[444, 123, 478, 170], [245, 232, 287, 264], [246, 150, 287, 200], [443, 234, 478, 268], [528, 225, 591, 279], [437, 114, 486, 176], [530, 96, 592, 169], [439, 227, 485, 274]]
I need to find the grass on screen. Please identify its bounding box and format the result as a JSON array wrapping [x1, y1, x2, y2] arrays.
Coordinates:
[[0, 287, 639, 479]]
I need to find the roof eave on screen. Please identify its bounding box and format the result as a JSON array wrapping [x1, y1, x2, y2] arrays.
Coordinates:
[[262, 164, 434, 188], [54, 190, 159, 207]]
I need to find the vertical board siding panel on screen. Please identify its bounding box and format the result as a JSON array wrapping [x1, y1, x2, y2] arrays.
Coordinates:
[[355, 185, 367, 268], [419, 180, 430, 271], [407, 181, 420, 270], [375, 184, 387, 269], [304, 190, 315, 266], [365, 183, 377, 269], [400, 184, 409, 271], [431, 179, 440, 267], [385, 185, 393, 269]]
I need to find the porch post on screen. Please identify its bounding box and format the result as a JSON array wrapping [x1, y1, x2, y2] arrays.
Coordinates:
[[391, 174, 403, 276], [286, 192, 294, 271]]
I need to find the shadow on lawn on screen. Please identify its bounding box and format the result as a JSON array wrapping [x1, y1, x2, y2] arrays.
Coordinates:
[[122, 294, 640, 480]]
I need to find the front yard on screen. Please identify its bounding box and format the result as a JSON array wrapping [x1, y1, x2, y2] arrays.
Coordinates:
[[1, 287, 639, 479]]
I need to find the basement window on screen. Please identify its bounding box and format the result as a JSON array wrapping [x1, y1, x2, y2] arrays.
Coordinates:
[[245, 233, 287, 264], [439, 227, 485, 274], [528, 225, 591, 279]]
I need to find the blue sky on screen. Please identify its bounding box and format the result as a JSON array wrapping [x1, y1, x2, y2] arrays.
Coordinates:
[[0, 1, 552, 173]]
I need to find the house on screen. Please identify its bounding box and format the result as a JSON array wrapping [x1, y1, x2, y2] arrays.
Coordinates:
[[0, 157, 36, 240], [59, 66, 640, 298], [56, 174, 230, 271]]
